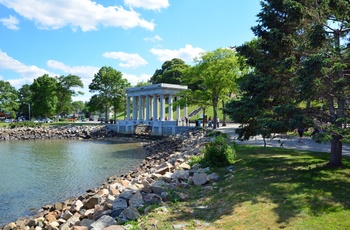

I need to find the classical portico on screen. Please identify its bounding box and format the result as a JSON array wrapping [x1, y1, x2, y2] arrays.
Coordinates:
[[110, 83, 193, 136]]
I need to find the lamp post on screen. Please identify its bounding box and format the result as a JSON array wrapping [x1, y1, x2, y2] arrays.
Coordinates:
[[25, 103, 30, 121]]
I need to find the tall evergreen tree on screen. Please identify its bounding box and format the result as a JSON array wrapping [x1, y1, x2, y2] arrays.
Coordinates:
[[226, 0, 350, 166]]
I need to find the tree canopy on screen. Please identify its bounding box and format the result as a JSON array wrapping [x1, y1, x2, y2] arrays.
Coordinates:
[[225, 0, 350, 167], [0, 80, 19, 118], [30, 74, 58, 118], [89, 66, 130, 122], [179, 48, 247, 128], [56, 74, 84, 116], [149, 58, 190, 85]]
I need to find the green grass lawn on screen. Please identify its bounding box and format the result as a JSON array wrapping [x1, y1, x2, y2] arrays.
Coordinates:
[[138, 145, 350, 229]]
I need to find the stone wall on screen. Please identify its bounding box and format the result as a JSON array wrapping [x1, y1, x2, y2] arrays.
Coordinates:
[[134, 124, 152, 135], [0, 125, 115, 141]]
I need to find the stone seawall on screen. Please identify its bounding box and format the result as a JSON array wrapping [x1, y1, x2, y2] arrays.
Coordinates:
[[0, 125, 115, 141]]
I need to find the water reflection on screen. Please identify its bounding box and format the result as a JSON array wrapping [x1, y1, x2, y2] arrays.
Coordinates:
[[0, 139, 146, 226]]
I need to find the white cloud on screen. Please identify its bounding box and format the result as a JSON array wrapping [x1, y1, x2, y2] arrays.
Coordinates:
[[47, 60, 100, 95], [0, 0, 155, 31], [150, 44, 205, 62], [124, 0, 169, 10], [47, 60, 101, 102], [0, 50, 53, 88], [144, 35, 162, 42], [0, 15, 19, 30], [122, 73, 151, 86], [47, 60, 99, 77], [103, 52, 148, 68]]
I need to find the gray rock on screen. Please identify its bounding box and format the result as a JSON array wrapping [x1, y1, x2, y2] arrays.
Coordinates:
[[90, 215, 117, 230], [172, 170, 189, 180], [129, 191, 144, 208], [193, 172, 208, 185], [119, 189, 134, 200], [208, 172, 220, 181], [150, 180, 168, 195], [112, 198, 128, 210], [120, 206, 140, 221], [143, 193, 162, 205]]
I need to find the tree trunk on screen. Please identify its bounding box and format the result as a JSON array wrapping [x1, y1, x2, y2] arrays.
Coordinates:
[[222, 100, 227, 126], [105, 106, 108, 123], [213, 104, 218, 129], [202, 107, 206, 128], [328, 135, 343, 167]]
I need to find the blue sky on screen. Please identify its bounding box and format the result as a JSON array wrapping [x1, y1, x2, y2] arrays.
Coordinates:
[[0, 0, 261, 102]]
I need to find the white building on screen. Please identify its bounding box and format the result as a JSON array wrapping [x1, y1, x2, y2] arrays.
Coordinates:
[[107, 83, 194, 136]]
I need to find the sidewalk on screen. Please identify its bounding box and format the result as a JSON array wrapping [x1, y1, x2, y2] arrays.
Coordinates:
[[216, 123, 350, 157]]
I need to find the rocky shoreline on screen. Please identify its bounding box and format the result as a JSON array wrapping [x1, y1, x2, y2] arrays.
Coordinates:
[[0, 127, 223, 230], [0, 125, 117, 141]]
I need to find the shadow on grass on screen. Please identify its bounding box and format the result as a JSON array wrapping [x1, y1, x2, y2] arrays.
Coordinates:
[[162, 145, 350, 228]]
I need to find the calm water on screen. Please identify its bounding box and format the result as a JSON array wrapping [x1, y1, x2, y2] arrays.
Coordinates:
[[0, 139, 146, 226]]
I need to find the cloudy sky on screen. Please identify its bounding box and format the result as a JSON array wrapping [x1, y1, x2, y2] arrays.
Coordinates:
[[0, 0, 261, 102]]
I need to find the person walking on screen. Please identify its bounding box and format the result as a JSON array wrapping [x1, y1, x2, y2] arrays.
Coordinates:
[[298, 127, 304, 143]]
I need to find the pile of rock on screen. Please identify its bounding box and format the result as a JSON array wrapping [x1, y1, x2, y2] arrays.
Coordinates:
[[1, 129, 227, 230], [0, 125, 116, 141]]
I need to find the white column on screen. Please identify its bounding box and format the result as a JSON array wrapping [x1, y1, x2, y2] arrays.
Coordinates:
[[176, 96, 180, 121], [126, 96, 130, 120], [168, 94, 173, 120], [145, 95, 150, 121], [153, 94, 158, 120], [138, 95, 143, 121], [132, 96, 137, 120], [149, 97, 153, 120], [160, 94, 165, 121]]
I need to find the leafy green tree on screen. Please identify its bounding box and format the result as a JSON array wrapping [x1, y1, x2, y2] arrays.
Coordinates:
[[56, 75, 84, 116], [135, 81, 150, 87], [87, 94, 105, 117], [89, 66, 130, 122], [72, 101, 85, 115], [17, 84, 32, 120], [226, 0, 350, 167], [0, 80, 19, 118], [149, 58, 190, 85], [30, 74, 58, 118], [179, 48, 246, 129]]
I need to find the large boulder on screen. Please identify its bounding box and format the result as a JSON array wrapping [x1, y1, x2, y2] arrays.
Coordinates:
[[192, 172, 208, 186]]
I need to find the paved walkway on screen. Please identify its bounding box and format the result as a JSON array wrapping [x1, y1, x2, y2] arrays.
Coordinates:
[[216, 123, 350, 157]]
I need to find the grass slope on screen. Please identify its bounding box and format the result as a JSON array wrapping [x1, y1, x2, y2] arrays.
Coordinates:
[[138, 145, 350, 229]]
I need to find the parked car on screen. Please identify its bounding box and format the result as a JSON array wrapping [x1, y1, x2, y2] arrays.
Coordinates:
[[4, 119, 12, 123], [81, 118, 86, 122], [45, 118, 53, 123]]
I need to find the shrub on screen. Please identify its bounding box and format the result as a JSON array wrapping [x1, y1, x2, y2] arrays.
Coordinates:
[[200, 134, 236, 168], [10, 121, 43, 128]]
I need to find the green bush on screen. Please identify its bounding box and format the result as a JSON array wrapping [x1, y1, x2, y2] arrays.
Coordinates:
[[10, 121, 43, 128], [200, 135, 236, 168]]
